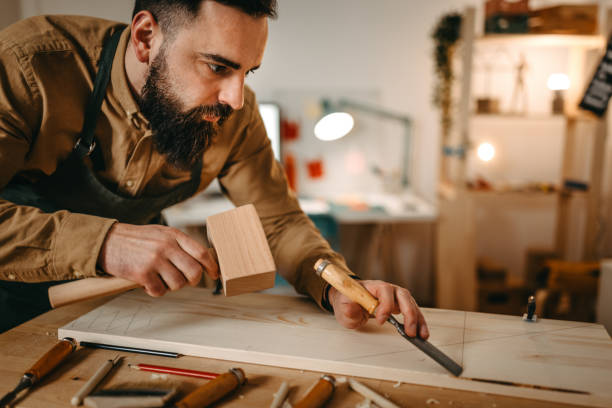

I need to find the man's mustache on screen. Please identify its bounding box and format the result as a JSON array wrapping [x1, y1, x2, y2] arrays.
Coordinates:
[[186, 103, 233, 125]]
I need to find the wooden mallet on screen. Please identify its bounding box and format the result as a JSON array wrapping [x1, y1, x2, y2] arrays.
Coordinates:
[[47, 204, 276, 308]]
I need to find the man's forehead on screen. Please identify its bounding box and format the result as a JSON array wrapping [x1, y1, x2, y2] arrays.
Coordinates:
[[179, 2, 268, 69]]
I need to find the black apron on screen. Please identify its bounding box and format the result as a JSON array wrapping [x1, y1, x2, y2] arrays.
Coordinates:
[[0, 27, 202, 332]]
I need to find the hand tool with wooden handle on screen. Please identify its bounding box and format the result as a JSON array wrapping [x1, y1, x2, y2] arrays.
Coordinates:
[[48, 277, 139, 308], [47, 203, 273, 308], [314, 259, 463, 377], [0, 337, 77, 407], [71, 355, 121, 406], [48, 247, 217, 308], [174, 368, 246, 408], [47, 246, 220, 309], [293, 375, 335, 408]]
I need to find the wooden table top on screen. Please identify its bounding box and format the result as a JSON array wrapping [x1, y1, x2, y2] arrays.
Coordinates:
[[0, 296, 587, 408]]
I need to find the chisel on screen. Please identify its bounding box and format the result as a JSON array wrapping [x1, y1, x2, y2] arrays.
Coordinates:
[[293, 375, 335, 408], [314, 259, 463, 377], [0, 337, 77, 407], [174, 367, 246, 408]]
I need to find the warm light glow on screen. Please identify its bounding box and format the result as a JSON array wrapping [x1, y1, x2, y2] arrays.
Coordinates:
[[477, 142, 495, 162], [314, 112, 354, 141], [547, 73, 570, 91]]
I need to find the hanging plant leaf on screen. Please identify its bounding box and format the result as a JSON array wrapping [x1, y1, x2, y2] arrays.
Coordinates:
[[431, 13, 462, 136]]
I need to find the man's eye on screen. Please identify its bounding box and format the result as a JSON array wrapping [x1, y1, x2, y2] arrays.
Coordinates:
[[208, 63, 227, 74]]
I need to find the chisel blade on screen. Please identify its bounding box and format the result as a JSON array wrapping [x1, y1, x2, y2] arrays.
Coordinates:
[[387, 316, 463, 377]]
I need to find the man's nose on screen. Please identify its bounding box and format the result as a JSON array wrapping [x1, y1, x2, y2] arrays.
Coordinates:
[[218, 76, 244, 111]]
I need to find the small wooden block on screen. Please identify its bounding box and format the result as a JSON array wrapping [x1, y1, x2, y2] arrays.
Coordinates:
[[206, 204, 276, 296]]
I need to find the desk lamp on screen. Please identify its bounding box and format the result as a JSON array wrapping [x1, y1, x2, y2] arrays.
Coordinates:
[[314, 99, 413, 189]]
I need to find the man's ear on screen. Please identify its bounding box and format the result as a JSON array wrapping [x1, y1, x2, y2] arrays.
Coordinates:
[[130, 10, 162, 64]]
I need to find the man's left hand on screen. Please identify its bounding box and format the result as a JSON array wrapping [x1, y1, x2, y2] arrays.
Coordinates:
[[328, 280, 429, 339]]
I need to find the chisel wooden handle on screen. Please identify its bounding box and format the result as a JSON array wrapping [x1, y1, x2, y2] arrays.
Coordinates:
[[48, 277, 139, 308], [314, 259, 379, 315], [174, 368, 245, 408], [294, 375, 335, 408], [26, 338, 76, 381]]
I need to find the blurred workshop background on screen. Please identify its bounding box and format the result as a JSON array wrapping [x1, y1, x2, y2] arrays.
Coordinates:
[[3, 0, 612, 334]]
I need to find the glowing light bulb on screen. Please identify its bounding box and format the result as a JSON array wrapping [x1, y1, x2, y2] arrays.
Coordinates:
[[314, 112, 354, 141], [547, 73, 570, 91], [477, 142, 495, 162]]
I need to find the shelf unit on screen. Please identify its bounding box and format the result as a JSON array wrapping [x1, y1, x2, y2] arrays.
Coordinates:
[[436, 7, 609, 311], [475, 33, 605, 48]]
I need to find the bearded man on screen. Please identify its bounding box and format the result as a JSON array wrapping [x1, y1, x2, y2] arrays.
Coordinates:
[[0, 0, 429, 340]]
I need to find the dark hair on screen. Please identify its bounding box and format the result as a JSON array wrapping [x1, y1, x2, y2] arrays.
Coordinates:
[[132, 0, 277, 36]]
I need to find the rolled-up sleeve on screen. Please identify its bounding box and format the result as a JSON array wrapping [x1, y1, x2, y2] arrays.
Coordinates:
[[0, 39, 116, 282], [218, 94, 354, 309]]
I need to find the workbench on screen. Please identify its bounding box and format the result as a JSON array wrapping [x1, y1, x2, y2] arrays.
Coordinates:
[[0, 293, 604, 408]]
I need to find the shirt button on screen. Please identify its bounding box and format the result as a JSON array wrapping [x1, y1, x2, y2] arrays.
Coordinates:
[[73, 270, 83, 278], [8, 274, 15, 280], [126, 180, 134, 188], [131, 115, 142, 130]]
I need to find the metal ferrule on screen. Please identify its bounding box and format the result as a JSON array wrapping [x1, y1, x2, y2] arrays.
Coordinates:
[[321, 374, 336, 387], [315, 260, 330, 277], [62, 337, 77, 351], [229, 368, 246, 385]]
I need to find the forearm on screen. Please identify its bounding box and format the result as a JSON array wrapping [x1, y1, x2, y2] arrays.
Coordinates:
[[261, 210, 354, 309]]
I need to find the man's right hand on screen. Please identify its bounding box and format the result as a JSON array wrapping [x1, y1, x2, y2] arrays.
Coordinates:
[[97, 223, 219, 297]]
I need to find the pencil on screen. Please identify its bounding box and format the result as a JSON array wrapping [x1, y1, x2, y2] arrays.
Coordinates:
[[128, 363, 219, 380], [79, 341, 180, 358], [71, 355, 121, 406]]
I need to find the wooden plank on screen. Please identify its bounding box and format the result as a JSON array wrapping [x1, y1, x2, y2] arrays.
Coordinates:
[[584, 119, 606, 260], [455, 6, 475, 186], [436, 189, 477, 311], [206, 204, 275, 296], [59, 288, 612, 407], [0, 297, 588, 408]]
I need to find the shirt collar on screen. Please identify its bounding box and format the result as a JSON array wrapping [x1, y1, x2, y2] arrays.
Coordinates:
[[110, 26, 142, 120]]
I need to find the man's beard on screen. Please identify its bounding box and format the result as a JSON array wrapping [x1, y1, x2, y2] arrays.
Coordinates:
[[139, 48, 233, 170]]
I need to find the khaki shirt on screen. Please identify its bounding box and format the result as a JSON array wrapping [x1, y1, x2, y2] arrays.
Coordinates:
[[0, 15, 350, 308]]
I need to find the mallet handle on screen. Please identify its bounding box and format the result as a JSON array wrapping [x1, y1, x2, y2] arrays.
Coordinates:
[[48, 277, 139, 308], [314, 259, 379, 315]]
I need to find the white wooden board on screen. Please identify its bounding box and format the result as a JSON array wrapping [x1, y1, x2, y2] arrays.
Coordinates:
[[59, 288, 612, 407]]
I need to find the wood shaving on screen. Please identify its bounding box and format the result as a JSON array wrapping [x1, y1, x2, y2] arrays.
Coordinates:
[[151, 373, 169, 380], [336, 376, 348, 384], [426, 398, 440, 405], [393, 381, 402, 388]]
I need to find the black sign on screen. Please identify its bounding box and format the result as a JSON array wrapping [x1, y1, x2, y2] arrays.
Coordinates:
[[579, 36, 612, 117]]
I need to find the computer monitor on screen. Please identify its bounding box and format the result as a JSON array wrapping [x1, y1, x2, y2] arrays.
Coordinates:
[[258, 102, 281, 162]]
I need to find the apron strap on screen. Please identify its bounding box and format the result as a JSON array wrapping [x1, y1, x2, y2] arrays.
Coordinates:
[[73, 27, 125, 168]]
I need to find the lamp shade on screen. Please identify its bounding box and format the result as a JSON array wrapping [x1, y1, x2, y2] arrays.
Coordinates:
[[314, 112, 354, 141]]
